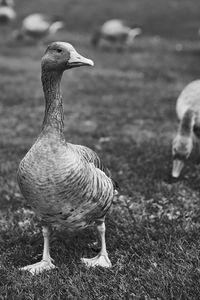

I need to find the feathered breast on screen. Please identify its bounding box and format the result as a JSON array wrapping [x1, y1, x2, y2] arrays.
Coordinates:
[[17, 131, 114, 229]]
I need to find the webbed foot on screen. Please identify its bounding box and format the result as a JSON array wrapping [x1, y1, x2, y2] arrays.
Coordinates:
[[19, 259, 56, 275], [81, 253, 111, 268]]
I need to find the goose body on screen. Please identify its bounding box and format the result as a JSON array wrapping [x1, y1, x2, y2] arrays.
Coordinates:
[[18, 137, 114, 230], [172, 80, 200, 178], [0, 0, 16, 25], [16, 14, 63, 41], [91, 19, 142, 49], [18, 42, 116, 274]]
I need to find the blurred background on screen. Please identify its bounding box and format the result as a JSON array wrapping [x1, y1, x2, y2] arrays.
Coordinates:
[[1, 0, 200, 299], [11, 0, 200, 39]]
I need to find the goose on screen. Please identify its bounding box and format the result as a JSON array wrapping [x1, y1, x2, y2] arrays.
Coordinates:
[[18, 42, 118, 274], [15, 13, 63, 41], [0, 0, 16, 25], [91, 19, 142, 49], [172, 80, 200, 178]]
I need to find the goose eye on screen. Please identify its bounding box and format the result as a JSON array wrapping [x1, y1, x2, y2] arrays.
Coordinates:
[[56, 49, 62, 53]]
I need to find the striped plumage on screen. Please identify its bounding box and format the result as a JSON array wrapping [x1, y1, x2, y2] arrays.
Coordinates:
[[18, 141, 114, 229], [18, 42, 116, 274], [91, 19, 142, 49], [172, 80, 200, 178]]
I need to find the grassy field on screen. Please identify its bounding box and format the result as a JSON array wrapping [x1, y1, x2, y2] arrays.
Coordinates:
[[1, 0, 200, 299]]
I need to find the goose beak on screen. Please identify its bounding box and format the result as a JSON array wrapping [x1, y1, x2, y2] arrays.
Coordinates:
[[172, 159, 184, 178], [68, 50, 94, 68]]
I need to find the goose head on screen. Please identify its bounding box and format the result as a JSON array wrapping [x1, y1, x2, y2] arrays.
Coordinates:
[[172, 134, 193, 178], [41, 42, 94, 72], [129, 27, 142, 37], [126, 26, 142, 45], [49, 21, 64, 35]]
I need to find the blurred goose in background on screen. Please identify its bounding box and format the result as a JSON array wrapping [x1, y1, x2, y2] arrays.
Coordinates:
[[91, 19, 142, 50], [0, 0, 16, 25], [18, 42, 118, 274], [15, 13, 64, 41], [172, 80, 200, 178]]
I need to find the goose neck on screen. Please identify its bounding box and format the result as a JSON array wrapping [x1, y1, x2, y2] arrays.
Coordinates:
[[179, 109, 195, 136], [41, 69, 64, 133]]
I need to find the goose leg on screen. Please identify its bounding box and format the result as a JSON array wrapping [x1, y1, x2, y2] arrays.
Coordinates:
[[20, 226, 56, 275], [87, 228, 100, 250], [81, 220, 112, 268]]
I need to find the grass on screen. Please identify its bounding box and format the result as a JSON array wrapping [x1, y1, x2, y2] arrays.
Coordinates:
[[1, 0, 200, 299]]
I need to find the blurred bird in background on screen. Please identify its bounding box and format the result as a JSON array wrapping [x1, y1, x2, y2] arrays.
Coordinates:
[[14, 13, 64, 43], [172, 80, 200, 179], [0, 0, 16, 25], [91, 19, 142, 51]]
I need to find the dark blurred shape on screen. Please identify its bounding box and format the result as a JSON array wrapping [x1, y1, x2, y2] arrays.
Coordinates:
[[1, 0, 14, 7], [0, 0, 16, 25], [166, 173, 180, 184]]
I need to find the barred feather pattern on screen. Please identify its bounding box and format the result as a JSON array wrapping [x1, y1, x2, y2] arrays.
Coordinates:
[[73, 144, 119, 190], [17, 129, 114, 230]]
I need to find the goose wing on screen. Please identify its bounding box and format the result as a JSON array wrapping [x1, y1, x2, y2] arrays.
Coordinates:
[[69, 143, 119, 191]]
